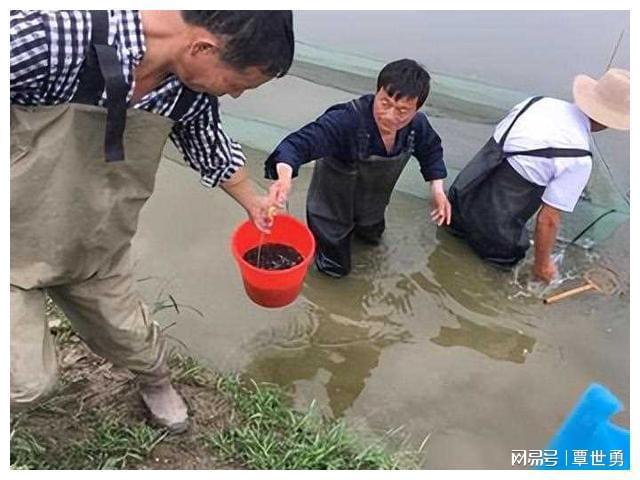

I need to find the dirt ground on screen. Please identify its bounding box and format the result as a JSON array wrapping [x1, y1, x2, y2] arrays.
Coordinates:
[[10, 322, 245, 470]]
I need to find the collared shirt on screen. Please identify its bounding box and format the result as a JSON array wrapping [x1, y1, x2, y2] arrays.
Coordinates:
[[10, 10, 245, 188], [265, 94, 447, 182], [494, 96, 592, 212]]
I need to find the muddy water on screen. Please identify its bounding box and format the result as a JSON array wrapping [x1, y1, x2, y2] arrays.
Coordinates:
[[244, 243, 303, 270], [133, 146, 628, 468], [132, 11, 629, 468]]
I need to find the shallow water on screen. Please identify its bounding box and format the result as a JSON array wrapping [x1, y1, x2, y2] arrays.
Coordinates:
[[134, 150, 628, 468], [133, 11, 629, 468]]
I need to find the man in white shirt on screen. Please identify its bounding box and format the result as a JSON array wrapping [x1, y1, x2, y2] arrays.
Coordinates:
[[447, 69, 629, 282]]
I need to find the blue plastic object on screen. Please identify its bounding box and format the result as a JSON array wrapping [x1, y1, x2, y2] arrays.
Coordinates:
[[540, 383, 630, 469]]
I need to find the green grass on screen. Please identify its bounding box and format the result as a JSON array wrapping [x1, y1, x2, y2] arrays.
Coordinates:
[[10, 355, 413, 470], [10, 429, 49, 470], [209, 376, 412, 469], [13, 300, 415, 470], [168, 351, 215, 387], [11, 414, 168, 470], [45, 296, 75, 345]]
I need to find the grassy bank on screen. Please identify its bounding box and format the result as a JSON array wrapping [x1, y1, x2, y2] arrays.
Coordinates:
[[10, 300, 415, 470]]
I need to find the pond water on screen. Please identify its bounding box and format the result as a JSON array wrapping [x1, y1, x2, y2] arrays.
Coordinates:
[[133, 11, 629, 468]]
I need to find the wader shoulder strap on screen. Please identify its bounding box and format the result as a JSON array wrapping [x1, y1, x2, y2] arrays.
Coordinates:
[[403, 112, 425, 156], [504, 147, 592, 159], [499, 96, 592, 159], [168, 86, 198, 122], [71, 11, 107, 106], [350, 97, 417, 158], [70, 10, 128, 162], [351, 97, 370, 160], [498, 96, 544, 147], [204, 94, 222, 153]]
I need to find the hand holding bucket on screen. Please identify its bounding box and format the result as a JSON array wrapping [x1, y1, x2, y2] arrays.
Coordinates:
[[231, 213, 316, 308]]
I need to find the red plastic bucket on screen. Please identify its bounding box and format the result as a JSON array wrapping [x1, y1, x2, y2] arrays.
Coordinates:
[[231, 214, 316, 308]]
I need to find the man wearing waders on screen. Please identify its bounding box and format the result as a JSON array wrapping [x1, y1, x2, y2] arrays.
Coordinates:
[[265, 59, 450, 278], [447, 69, 629, 283], [10, 10, 294, 433]]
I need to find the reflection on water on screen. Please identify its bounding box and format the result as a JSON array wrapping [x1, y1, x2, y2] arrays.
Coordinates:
[[244, 310, 404, 418], [243, 190, 613, 415], [243, 265, 415, 417], [431, 317, 535, 364], [423, 229, 534, 318], [242, 192, 606, 416], [137, 13, 628, 465]]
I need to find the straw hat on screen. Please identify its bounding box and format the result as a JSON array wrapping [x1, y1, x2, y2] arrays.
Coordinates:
[[573, 68, 630, 130]]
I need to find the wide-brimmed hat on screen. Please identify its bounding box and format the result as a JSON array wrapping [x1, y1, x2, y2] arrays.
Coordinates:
[[573, 68, 630, 130]]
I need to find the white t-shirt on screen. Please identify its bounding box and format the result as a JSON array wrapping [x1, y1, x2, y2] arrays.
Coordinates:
[[493, 97, 592, 212]]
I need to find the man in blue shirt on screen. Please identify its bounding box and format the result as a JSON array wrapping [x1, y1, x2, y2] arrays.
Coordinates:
[[266, 59, 450, 278]]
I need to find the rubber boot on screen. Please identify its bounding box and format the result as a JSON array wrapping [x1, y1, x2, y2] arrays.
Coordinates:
[[136, 351, 188, 434]]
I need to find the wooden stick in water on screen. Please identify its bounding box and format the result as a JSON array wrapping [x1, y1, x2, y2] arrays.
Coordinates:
[[543, 282, 597, 304]]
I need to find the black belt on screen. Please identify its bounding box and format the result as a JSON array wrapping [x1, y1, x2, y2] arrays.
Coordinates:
[[70, 10, 201, 162], [71, 10, 128, 162]]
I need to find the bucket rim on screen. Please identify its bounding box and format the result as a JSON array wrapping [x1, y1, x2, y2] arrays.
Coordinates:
[[230, 214, 316, 276]]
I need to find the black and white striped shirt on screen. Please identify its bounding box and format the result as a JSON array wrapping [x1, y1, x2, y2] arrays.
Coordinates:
[[10, 10, 245, 188]]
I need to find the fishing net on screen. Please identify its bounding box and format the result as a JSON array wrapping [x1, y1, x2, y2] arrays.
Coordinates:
[[561, 143, 629, 247], [584, 267, 621, 295]]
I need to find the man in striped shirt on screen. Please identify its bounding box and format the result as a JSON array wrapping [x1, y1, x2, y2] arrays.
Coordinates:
[[10, 10, 294, 433]]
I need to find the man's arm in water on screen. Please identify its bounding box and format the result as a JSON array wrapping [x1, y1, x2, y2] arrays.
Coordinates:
[[533, 203, 562, 283]]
